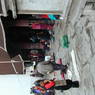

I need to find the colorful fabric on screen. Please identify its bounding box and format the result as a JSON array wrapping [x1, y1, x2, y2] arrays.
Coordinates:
[[48, 14, 56, 20], [33, 89, 41, 94], [40, 15, 49, 19], [55, 80, 67, 86], [44, 81, 55, 89], [32, 23, 53, 30], [32, 86, 46, 94]]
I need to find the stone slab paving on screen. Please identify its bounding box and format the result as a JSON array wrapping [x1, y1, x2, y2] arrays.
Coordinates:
[[49, 2, 95, 95]]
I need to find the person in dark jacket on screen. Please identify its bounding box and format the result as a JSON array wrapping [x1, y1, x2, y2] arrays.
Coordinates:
[[33, 79, 79, 91]]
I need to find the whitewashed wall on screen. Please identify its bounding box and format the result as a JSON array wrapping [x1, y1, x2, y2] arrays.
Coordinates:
[[16, 0, 64, 14], [0, 75, 40, 95]]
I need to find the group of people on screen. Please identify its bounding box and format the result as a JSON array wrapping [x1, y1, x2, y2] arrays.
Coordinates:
[[30, 61, 79, 95]]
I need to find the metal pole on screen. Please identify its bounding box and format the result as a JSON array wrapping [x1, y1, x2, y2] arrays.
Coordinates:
[[0, 60, 31, 63]]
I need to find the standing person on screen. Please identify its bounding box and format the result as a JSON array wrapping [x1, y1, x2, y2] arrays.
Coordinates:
[[33, 79, 79, 91], [36, 61, 68, 75]]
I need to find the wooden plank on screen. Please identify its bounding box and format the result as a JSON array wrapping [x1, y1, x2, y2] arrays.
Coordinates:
[[17, 10, 63, 15]]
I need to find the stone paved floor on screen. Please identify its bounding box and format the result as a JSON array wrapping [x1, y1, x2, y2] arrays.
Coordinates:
[[48, 4, 95, 95]]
